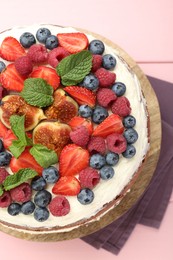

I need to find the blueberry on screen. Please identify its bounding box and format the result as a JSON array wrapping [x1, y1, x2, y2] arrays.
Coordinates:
[[21, 201, 35, 215], [31, 176, 46, 191], [122, 144, 136, 158], [34, 190, 52, 207], [90, 153, 106, 169], [8, 203, 21, 216], [105, 152, 119, 166], [36, 28, 51, 44], [88, 39, 105, 55], [0, 61, 6, 73], [102, 54, 116, 70], [34, 207, 49, 222], [112, 82, 126, 96], [92, 106, 108, 124], [45, 35, 59, 50], [42, 166, 59, 184], [100, 166, 115, 180], [82, 74, 99, 91], [0, 139, 4, 152], [124, 128, 138, 144], [0, 151, 12, 166], [79, 105, 93, 118], [123, 115, 136, 128], [20, 32, 36, 48], [77, 188, 94, 205]]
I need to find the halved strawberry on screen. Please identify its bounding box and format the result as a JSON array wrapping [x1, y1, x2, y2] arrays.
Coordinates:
[[0, 120, 8, 139], [57, 32, 89, 54], [52, 176, 81, 196], [0, 37, 26, 61], [68, 116, 93, 135], [92, 114, 124, 138], [0, 63, 26, 92], [9, 148, 43, 175], [59, 144, 89, 176], [64, 86, 96, 107], [30, 66, 60, 90]]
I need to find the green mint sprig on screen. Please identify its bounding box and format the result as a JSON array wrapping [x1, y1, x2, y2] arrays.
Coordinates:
[[20, 78, 54, 107], [57, 50, 92, 86]]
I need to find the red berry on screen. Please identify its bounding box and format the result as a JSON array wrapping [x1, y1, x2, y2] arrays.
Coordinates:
[[106, 133, 127, 154], [14, 56, 33, 76], [111, 96, 131, 117], [70, 125, 90, 147], [0, 168, 9, 184], [87, 136, 106, 155], [49, 196, 70, 216], [79, 167, 100, 189], [27, 44, 48, 64], [10, 183, 32, 203], [95, 68, 116, 88], [48, 47, 70, 68], [91, 54, 102, 72], [0, 191, 12, 208], [97, 88, 117, 107]]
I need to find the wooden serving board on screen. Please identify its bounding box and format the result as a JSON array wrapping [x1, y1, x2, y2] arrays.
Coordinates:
[[0, 28, 161, 241]]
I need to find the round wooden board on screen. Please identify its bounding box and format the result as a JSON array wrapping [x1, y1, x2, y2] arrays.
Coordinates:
[[0, 27, 161, 241]]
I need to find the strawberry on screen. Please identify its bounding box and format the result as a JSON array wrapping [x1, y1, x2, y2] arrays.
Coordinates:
[[0, 63, 26, 92], [92, 114, 124, 138], [68, 116, 93, 135], [57, 32, 89, 54], [30, 66, 60, 90], [59, 144, 89, 176], [0, 37, 25, 61], [0, 120, 8, 139], [52, 176, 81, 196], [64, 86, 96, 107], [9, 148, 43, 175]]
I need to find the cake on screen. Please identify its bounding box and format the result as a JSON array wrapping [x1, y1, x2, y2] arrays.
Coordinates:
[[0, 24, 149, 240]]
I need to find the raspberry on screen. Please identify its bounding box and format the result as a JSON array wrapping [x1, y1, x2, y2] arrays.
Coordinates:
[[0, 191, 11, 208], [95, 68, 116, 88], [70, 125, 90, 147], [10, 183, 32, 203], [14, 56, 33, 76], [91, 54, 102, 72], [97, 88, 117, 107], [48, 47, 70, 68], [27, 44, 48, 64], [79, 167, 100, 189], [87, 136, 106, 155], [49, 196, 70, 216], [106, 133, 127, 154], [0, 168, 9, 184], [111, 96, 131, 117]]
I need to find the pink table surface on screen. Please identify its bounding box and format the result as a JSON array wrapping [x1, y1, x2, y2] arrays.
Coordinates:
[[0, 0, 173, 259]]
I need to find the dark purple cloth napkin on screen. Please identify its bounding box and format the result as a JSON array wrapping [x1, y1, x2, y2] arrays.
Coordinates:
[[81, 76, 173, 254]]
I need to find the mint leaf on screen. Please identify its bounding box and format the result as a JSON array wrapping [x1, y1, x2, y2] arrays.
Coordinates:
[[9, 140, 26, 158], [57, 50, 92, 86], [30, 144, 58, 168], [21, 78, 54, 107], [0, 185, 3, 196], [3, 169, 38, 191]]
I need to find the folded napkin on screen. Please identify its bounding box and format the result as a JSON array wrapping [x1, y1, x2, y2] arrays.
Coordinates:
[[81, 76, 173, 255]]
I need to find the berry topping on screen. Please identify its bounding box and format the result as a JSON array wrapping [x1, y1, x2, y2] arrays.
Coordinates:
[[95, 68, 116, 88], [0, 61, 6, 73], [45, 35, 59, 50], [14, 56, 33, 76], [78, 105, 93, 118], [0, 191, 11, 208], [112, 82, 126, 97], [21, 201, 35, 215], [92, 106, 108, 124], [124, 128, 138, 144], [20, 32, 36, 48], [42, 166, 60, 184], [49, 196, 70, 216], [0, 151, 12, 166], [100, 165, 115, 180], [27, 44, 48, 64], [96, 88, 117, 108], [36, 28, 51, 44], [68, 116, 93, 135], [48, 47, 70, 68], [89, 153, 106, 169], [91, 54, 102, 72], [0, 37, 25, 61], [81, 74, 99, 91], [87, 136, 106, 155], [34, 190, 52, 207], [122, 144, 136, 158], [0, 167, 9, 184], [59, 144, 89, 176], [10, 183, 32, 203], [77, 188, 94, 205], [123, 115, 136, 128], [52, 176, 81, 196], [34, 207, 49, 222], [31, 176, 47, 191], [106, 133, 127, 154], [79, 167, 100, 189], [88, 40, 105, 55], [102, 54, 116, 70], [8, 203, 21, 216], [111, 96, 131, 117], [105, 152, 119, 166], [57, 32, 89, 54], [70, 125, 90, 147]]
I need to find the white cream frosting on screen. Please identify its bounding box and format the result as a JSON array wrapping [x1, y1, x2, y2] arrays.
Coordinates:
[[0, 24, 149, 233]]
